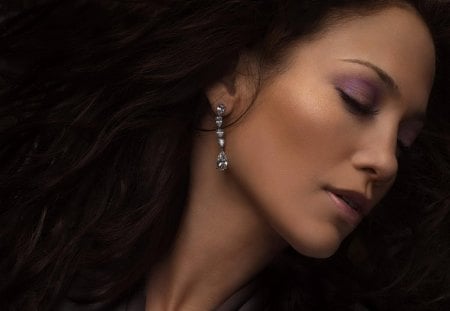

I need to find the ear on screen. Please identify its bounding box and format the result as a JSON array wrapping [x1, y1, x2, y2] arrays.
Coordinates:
[[204, 73, 238, 118], [205, 52, 258, 123]]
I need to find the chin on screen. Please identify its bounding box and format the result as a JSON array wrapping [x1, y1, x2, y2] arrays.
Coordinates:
[[294, 244, 340, 259], [287, 229, 344, 259]]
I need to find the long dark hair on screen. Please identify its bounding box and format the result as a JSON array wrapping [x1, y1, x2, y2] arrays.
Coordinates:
[[0, 0, 449, 310]]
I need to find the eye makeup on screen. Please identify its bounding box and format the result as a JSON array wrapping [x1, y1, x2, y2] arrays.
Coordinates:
[[334, 77, 381, 116], [398, 120, 424, 147], [396, 139, 409, 157], [332, 73, 426, 157]]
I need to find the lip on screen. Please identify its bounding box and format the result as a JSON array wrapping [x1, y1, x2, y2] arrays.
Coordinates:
[[325, 187, 371, 226]]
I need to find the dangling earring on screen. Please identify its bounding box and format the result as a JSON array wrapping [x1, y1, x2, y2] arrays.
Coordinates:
[[215, 103, 228, 171]]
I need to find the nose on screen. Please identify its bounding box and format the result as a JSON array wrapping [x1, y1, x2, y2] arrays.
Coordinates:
[[351, 133, 399, 184]]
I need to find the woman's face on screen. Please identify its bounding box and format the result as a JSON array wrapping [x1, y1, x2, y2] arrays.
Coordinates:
[[223, 6, 435, 258]]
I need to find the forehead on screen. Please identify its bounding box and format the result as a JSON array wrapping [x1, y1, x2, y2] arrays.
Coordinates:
[[286, 6, 436, 112]]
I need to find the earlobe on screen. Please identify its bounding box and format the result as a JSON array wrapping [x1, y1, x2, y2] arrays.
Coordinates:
[[204, 75, 237, 117]]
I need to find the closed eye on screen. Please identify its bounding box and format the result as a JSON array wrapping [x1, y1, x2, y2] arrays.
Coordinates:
[[396, 139, 410, 158], [336, 88, 379, 117]]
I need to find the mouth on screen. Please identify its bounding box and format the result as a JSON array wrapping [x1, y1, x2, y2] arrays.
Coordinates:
[[327, 187, 370, 214], [325, 187, 371, 226], [334, 193, 361, 212]]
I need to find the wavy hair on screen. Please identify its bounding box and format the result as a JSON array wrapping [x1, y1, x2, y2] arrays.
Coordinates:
[[0, 0, 449, 310]]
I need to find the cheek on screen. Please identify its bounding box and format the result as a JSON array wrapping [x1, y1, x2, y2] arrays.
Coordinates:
[[229, 79, 338, 188], [261, 78, 351, 170], [227, 74, 356, 209], [225, 79, 355, 257]]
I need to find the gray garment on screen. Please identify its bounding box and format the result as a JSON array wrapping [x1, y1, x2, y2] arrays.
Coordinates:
[[57, 279, 264, 311], [57, 281, 371, 311]]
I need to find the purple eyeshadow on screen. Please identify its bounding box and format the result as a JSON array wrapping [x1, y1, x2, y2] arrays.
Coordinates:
[[337, 77, 380, 106], [398, 120, 424, 146]]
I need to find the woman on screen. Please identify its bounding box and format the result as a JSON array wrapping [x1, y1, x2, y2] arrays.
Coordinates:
[[0, 0, 449, 310]]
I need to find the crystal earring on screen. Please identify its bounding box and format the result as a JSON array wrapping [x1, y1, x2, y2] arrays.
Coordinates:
[[215, 103, 228, 171]]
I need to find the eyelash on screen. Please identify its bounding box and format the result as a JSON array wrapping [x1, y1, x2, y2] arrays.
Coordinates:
[[337, 88, 379, 117]]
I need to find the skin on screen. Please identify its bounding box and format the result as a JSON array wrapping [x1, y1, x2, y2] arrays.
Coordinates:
[[145, 6, 435, 311]]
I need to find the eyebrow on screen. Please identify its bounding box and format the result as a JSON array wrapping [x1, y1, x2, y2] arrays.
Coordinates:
[[340, 58, 400, 93], [340, 58, 427, 122]]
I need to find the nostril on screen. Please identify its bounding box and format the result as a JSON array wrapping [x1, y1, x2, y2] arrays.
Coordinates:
[[362, 167, 377, 175]]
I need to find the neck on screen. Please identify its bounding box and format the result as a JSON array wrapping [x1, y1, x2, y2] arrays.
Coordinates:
[[145, 130, 286, 311]]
